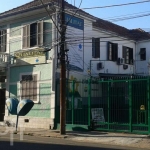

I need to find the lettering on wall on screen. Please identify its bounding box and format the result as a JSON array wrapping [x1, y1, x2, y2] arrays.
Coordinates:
[[14, 48, 46, 65]]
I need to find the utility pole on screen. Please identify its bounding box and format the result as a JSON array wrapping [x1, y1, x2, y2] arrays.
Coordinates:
[[60, 0, 66, 135]]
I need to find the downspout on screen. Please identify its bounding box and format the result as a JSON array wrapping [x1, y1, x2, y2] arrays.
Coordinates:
[[134, 41, 137, 75]]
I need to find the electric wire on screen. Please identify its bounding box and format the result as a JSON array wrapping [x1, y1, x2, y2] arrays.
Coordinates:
[[40, 0, 61, 34], [65, 0, 150, 10]]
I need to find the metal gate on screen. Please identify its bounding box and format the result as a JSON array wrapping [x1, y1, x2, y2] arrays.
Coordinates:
[[0, 89, 6, 121], [55, 76, 150, 134]]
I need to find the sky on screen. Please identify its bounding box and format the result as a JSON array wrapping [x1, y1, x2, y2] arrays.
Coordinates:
[[0, 0, 150, 30]]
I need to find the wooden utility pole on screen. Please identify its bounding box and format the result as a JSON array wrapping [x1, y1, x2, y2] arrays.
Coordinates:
[[60, 0, 66, 135]]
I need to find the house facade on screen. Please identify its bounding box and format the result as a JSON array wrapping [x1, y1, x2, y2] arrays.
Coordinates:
[[0, 0, 150, 129], [136, 39, 150, 75]]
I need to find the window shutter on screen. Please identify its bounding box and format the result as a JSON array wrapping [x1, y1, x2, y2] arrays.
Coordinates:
[[112, 43, 118, 61], [32, 75, 37, 101], [95, 38, 100, 58], [0, 30, 6, 52], [0, 31, 1, 51], [23, 25, 30, 48], [3, 30, 6, 52], [1, 30, 6, 52], [107, 42, 111, 60], [27, 25, 30, 48], [123, 46, 126, 58], [92, 38, 96, 58], [37, 21, 43, 46], [23, 26, 27, 48], [129, 48, 133, 64]]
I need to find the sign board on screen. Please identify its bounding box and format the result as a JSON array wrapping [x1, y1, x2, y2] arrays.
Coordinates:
[[65, 13, 84, 30], [58, 13, 84, 71], [14, 48, 46, 65], [66, 26, 84, 71], [91, 108, 105, 123]]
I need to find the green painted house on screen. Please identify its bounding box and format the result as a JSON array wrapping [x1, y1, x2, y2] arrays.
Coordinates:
[[0, 1, 57, 129], [0, 0, 95, 129]]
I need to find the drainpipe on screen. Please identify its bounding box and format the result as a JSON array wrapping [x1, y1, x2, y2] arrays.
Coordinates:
[[134, 41, 137, 75]]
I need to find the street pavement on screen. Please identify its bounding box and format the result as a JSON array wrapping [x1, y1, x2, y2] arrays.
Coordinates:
[[0, 134, 147, 150], [0, 125, 150, 149]]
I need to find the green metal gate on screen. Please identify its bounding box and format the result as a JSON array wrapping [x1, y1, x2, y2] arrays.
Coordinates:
[[55, 76, 150, 134]]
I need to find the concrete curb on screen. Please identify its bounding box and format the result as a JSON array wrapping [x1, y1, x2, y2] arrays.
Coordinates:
[[0, 126, 150, 149]]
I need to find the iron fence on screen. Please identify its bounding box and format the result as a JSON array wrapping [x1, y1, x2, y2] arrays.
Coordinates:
[[55, 76, 150, 134]]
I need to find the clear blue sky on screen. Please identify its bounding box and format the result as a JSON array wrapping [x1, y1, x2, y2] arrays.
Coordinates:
[[0, 0, 150, 30]]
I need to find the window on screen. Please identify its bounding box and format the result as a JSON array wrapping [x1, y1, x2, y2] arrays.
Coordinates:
[[123, 46, 133, 64], [20, 74, 37, 102], [23, 21, 43, 48], [107, 42, 118, 61], [92, 38, 100, 58], [0, 30, 7, 52], [139, 48, 146, 61]]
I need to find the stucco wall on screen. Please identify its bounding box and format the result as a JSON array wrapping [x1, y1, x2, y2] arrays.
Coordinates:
[[9, 63, 52, 118], [7, 16, 53, 119], [135, 41, 150, 75]]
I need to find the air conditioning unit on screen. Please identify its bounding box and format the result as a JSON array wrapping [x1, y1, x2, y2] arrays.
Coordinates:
[[117, 58, 124, 65], [123, 65, 128, 70], [97, 62, 104, 70]]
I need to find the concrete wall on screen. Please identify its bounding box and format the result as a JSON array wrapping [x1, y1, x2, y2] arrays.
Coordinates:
[[135, 40, 150, 75], [85, 27, 136, 76], [66, 19, 136, 81], [4, 14, 55, 129]]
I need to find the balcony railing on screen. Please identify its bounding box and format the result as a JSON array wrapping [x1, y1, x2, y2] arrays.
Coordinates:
[[0, 82, 6, 89], [0, 52, 9, 67]]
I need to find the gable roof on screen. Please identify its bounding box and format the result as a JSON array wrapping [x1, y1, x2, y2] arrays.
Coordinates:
[[93, 18, 150, 41], [0, 0, 150, 41], [0, 0, 95, 20]]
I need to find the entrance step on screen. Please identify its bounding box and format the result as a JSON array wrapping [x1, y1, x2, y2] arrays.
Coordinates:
[[0, 122, 5, 126]]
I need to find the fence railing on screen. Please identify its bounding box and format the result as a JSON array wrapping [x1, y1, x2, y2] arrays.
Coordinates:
[[55, 76, 150, 134]]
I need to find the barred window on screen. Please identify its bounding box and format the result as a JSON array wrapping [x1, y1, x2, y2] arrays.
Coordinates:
[[21, 74, 37, 101]]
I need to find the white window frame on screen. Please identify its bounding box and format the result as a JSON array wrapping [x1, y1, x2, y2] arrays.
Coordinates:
[[21, 21, 43, 50], [0, 28, 7, 52], [19, 71, 40, 103]]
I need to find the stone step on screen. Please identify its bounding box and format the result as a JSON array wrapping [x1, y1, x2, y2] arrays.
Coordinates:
[[0, 122, 5, 126]]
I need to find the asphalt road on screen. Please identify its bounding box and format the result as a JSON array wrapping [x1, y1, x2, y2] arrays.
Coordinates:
[[0, 134, 148, 150]]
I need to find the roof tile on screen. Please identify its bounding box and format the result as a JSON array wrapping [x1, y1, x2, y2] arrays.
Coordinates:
[[0, 0, 150, 41]]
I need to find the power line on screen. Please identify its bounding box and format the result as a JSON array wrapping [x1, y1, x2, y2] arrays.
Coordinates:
[[103, 10, 150, 20], [65, 0, 150, 10], [40, 0, 61, 34], [65, 0, 83, 26], [108, 12, 150, 22]]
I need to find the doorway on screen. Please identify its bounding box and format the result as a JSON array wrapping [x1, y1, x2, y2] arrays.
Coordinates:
[[0, 89, 6, 121]]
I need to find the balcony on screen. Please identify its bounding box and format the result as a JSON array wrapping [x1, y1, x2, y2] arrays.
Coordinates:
[[0, 53, 9, 75], [0, 53, 9, 67]]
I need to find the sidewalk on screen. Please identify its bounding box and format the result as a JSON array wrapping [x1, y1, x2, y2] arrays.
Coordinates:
[[0, 125, 150, 149]]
